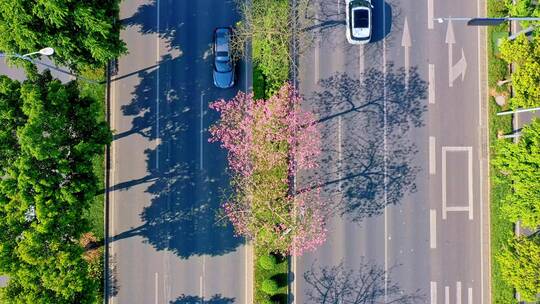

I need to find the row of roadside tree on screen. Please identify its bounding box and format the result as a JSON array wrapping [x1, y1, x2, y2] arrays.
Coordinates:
[[0, 1, 125, 303], [489, 0, 540, 302]]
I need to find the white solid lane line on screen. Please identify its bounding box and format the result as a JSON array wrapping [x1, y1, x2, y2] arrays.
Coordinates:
[[427, 0, 434, 29], [155, 0, 160, 170], [428, 64, 435, 104], [383, 3, 389, 300], [430, 281, 437, 304], [441, 147, 447, 220], [456, 281, 462, 304], [338, 116, 343, 194], [467, 147, 473, 220], [200, 93, 204, 170], [155, 272, 159, 304], [469, 287, 473, 304], [429, 136, 436, 175], [199, 275, 203, 300], [314, 10, 320, 83], [359, 45, 365, 81], [430, 209, 437, 249], [445, 286, 450, 304]]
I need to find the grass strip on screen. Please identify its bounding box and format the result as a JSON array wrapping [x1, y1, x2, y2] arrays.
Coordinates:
[[78, 67, 107, 303]]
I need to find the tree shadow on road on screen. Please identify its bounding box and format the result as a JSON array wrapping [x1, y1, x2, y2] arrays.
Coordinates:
[[299, 64, 427, 222], [303, 260, 424, 303], [110, 52, 243, 258], [110, 0, 244, 259], [169, 294, 235, 304]]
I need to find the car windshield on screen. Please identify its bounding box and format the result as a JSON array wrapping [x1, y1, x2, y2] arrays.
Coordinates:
[[215, 51, 231, 72], [354, 9, 369, 28]]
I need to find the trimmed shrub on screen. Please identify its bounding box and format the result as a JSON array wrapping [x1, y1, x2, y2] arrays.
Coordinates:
[[259, 254, 277, 270], [262, 279, 279, 295]]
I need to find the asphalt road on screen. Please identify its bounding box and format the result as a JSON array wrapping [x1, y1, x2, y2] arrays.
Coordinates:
[[109, 0, 252, 303], [294, 0, 490, 303]]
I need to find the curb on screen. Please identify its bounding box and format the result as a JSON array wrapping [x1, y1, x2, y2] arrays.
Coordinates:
[[103, 59, 113, 304]]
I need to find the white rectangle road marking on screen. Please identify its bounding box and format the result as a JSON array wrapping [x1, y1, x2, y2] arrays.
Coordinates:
[[445, 286, 450, 304], [441, 146, 473, 220], [456, 281, 462, 304], [429, 64, 435, 104], [431, 282, 437, 304], [468, 287, 473, 304], [429, 136, 436, 174], [430, 209, 437, 249]]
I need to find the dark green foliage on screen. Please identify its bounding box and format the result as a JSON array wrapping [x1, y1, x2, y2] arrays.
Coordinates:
[[261, 279, 279, 295], [0, 71, 111, 303], [255, 248, 288, 303], [258, 254, 277, 271], [0, 0, 126, 70]]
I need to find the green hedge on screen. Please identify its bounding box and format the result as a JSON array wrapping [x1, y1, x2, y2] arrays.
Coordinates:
[[487, 1, 518, 303], [254, 248, 288, 304]]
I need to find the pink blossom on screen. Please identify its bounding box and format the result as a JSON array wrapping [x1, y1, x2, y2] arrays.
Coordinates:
[[209, 83, 326, 255]]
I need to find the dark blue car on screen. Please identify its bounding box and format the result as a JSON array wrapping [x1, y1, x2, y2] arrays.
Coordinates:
[[213, 27, 235, 89]]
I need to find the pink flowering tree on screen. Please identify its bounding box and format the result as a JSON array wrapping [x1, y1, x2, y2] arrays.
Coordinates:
[[209, 83, 326, 256]]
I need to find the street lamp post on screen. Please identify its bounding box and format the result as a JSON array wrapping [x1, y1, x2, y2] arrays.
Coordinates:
[[435, 16, 540, 26], [21, 47, 55, 58], [0, 47, 98, 84]]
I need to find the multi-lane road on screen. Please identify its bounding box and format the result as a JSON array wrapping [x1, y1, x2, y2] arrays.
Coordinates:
[[293, 0, 490, 303], [108, 0, 490, 303], [108, 0, 252, 303]]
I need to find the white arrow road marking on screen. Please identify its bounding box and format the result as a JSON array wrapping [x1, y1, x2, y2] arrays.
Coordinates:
[[450, 48, 467, 87], [445, 20, 467, 87], [401, 17, 411, 88]]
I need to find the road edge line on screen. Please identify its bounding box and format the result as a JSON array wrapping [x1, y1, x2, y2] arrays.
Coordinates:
[[477, 0, 491, 301], [104, 59, 113, 304]]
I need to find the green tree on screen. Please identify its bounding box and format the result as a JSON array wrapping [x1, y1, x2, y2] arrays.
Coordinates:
[[499, 34, 540, 108], [233, 0, 314, 97], [505, 0, 540, 28], [0, 76, 24, 172], [0, 0, 126, 70], [0, 71, 110, 303], [493, 119, 540, 229], [497, 234, 540, 302]]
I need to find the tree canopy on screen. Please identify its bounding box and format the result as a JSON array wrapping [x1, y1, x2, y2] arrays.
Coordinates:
[[209, 84, 326, 255], [499, 34, 540, 108], [497, 234, 540, 302], [0, 0, 126, 69], [0, 72, 111, 303], [493, 119, 540, 229]]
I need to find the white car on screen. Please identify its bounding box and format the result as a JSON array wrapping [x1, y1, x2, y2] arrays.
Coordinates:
[[346, 0, 373, 44]]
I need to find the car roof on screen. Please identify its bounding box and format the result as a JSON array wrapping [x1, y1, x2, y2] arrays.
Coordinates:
[[349, 0, 371, 7], [215, 28, 230, 53]]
